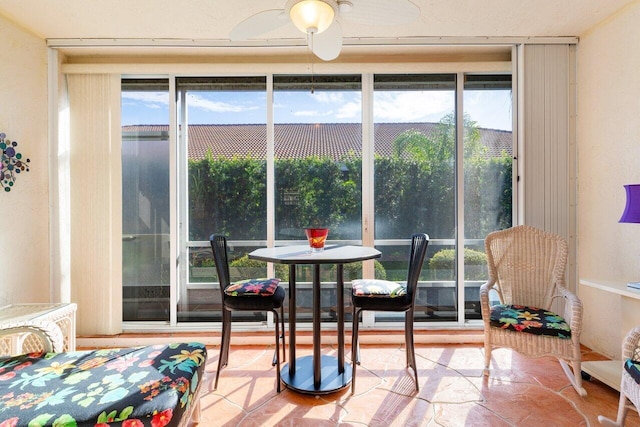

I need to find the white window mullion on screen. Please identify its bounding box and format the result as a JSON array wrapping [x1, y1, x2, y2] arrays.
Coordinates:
[[266, 75, 275, 248], [266, 74, 275, 328], [361, 74, 375, 258], [361, 73, 375, 328], [456, 73, 466, 326], [175, 80, 189, 321], [169, 75, 180, 326]]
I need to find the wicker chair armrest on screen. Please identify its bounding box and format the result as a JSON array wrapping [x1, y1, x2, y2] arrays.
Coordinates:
[[621, 325, 640, 361], [479, 280, 497, 324], [0, 320, 65, 355], [555, 286, 583, 334]]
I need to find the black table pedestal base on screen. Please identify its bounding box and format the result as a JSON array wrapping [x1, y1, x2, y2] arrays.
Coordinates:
[[281, 355, 352, 395]]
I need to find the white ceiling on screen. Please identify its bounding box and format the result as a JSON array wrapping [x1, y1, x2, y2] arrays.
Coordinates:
[[0, 0, 634, 54]]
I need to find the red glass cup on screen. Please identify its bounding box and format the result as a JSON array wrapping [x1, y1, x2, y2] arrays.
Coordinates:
[[304, 228, 329, 253]]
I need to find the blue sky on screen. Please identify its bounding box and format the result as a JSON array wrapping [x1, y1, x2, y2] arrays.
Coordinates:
[[122, 89, 512, 131]]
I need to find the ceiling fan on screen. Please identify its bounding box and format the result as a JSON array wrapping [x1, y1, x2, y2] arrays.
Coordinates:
[[229, 0, 420, 61]]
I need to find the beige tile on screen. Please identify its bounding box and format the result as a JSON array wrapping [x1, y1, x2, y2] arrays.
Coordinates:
[[180, 342, 640, 426]]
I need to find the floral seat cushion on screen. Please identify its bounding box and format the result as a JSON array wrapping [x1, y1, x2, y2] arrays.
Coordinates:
[[352, 279, 407, 298], [0, 342, 206, 427], [625, 358, 640, 384], [489, 304, 571, 339], [224, 278, 280, 297]]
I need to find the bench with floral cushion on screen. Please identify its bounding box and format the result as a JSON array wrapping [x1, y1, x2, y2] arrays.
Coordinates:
[[0, 342, 207, 427]]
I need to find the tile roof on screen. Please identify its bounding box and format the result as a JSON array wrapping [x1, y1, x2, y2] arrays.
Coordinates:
[[122, 123, 512, 160]]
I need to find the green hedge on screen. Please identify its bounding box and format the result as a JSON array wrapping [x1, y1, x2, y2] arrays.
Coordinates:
[[188, 116, 512, 243], [189, 154, 511, 242], [428, 248, 488, 280]]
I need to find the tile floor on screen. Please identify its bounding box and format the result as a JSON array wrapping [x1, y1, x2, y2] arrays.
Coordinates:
[[191, 342, 639, 427]]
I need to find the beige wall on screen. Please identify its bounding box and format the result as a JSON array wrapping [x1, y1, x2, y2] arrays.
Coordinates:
[[0, 15, 50, 305], [577, 1, 640, 358]]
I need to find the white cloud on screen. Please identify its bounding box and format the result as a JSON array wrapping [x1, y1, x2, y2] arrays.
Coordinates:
[[187, 93, 256, 113], [464, 91, 512, 130], [292, 109, 334, 118], [289, 92, 361, 121], [293, 110, 320, 117], [122, 91, 168, 107], [312, 92, 345, 104], [374, 91, 453, 122], [336, 101, 361, 120]]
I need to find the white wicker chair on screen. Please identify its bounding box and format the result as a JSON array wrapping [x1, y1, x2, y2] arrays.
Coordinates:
[[479, 225, 586, 396], [598, 326, 640, 426], [0, 320, 65, 356]]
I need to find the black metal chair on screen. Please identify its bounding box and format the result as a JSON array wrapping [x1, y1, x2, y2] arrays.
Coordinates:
[[209, 234, 286, 392], [350, 233, 429, 393]]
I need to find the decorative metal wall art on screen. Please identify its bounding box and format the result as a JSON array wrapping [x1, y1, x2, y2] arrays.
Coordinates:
[[0, 132, 30, 192]]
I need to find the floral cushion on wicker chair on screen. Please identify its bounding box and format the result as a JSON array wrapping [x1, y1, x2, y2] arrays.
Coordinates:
[[352, 279, 407, 298], [624, 358, 640, 384], [224, 278, 280, 297], [489, 304, 572, 339]]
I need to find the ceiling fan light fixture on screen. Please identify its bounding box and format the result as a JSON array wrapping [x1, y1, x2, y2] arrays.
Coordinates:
[[287, 0, 337, 34]]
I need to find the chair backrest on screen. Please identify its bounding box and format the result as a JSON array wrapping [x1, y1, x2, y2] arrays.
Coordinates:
[[406, 233, 430, 301], [209, 234, 232, 300], [484, 225, 568, 310]]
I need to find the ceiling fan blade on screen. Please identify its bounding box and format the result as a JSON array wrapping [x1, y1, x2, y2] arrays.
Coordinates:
[[311, 21, 343, 61], [342, 0, 420, 26], [229, 9, 290, 41]]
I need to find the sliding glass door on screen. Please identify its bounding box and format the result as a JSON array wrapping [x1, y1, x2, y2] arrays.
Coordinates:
[[177, 77, 268, 322], [120, 72, 513, 327], [462, 74, 513, 319], [273, 75, 363, 324], [373, 74, 457, 322], [121, 79, 171, 321]]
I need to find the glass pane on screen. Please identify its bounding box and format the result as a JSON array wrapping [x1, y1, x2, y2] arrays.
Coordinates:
[[183, 244, 269, 322], [373, 74, 457, 322], [181, 77, 268, 242], [177, 76, 268, 322], [463, 74, 513, 319], [274, 74, 363, 323], [121, 79, 171, 321]]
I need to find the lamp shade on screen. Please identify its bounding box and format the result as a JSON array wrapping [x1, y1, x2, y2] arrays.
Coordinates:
[[619, 184, 640, 223], [287, 0, 336, 34]]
